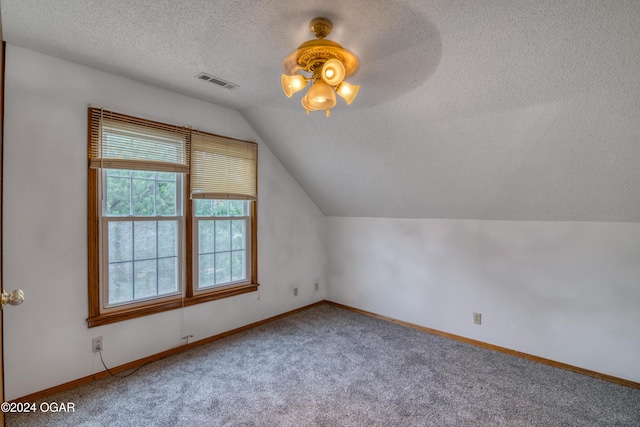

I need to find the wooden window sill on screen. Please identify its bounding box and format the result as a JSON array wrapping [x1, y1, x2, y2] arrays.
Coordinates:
[[87, 283, 259, 328]]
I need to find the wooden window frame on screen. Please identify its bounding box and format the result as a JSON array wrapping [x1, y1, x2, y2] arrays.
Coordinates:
[[87, 109, 258, 328]]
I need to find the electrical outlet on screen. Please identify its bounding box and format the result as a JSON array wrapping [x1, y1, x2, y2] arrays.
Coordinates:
[[92, 336, 103, 353], [293, 287, 298, 296], [314, 282, 319, 291], [473, 313, 482, 325]]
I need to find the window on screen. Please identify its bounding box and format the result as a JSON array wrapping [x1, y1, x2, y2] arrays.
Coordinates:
[[103, 170, 182, 308], [88, 108, 258, 327], [194, 199, 250, 291]]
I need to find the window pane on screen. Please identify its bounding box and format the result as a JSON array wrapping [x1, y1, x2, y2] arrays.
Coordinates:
[[199, 254, 215, 288], [195, 199, 212, 217], [134, 221, 157, 260], [158, 257, 178, 295], [158, 221, 177, 258], [198, 220, 215, 254], [106, 171, 180, 218], [231, 250, 245, 281], [132, 178, 154, 215], [231, 220, 245, 250], [215, 220, 231, 252], [229, 200, 245, 216], [107, 219, 179, 305], [157, 172, 176, 181], [109, 262, 133, 304], [106, 176, 131, 216], [132, 171, 154, 179], [109, 222, 132, 262], [156, 181, 176, 215], [213, 200, 229, 216], [134, 259, 157, 299], [215, 252, 231, 284], [107, 169, 131, 177], [195, 199, 246, 217]]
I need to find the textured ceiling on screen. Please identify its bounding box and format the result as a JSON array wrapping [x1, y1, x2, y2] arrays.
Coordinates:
[[2, 0, 640, 221]]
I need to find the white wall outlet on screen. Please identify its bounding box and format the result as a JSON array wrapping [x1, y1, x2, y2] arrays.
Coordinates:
[[92, 336, 103, 353], [293, 287, 298, 296], [314, 282, 319, 291], [473, 313, 482, 325]]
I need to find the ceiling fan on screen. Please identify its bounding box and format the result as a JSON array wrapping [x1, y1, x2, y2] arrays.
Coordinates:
[[281, 18, 360, 117]]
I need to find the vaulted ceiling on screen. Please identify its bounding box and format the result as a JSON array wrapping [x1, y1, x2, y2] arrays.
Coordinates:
[[3, 0, 640, 221]]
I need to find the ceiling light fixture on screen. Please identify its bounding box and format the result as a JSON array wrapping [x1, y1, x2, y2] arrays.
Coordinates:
[[281, 18, 359, 117]]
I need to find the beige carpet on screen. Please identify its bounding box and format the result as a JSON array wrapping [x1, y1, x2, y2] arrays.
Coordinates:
[[7, 304, 640, 426]]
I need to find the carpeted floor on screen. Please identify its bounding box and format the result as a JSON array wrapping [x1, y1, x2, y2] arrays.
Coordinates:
[[7, 304, 640, 426]]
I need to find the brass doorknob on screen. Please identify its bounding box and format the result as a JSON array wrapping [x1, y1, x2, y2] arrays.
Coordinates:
[[1, 290, 24, 308]]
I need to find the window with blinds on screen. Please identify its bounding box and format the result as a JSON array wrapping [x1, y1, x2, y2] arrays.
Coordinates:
[[88, 108, 190, 173], [190, 131, 258, 200], [87, 108, 259, 328]]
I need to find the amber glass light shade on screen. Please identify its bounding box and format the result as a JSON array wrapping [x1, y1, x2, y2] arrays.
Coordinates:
[[281, 74, 307, 97], [301, 94, 316, 114], [306, 81, 337, 110], [321, 59, 346, 86], [335, 81, 360, 105]]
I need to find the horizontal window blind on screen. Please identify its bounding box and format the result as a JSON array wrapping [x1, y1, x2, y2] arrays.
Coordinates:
[[89, 108, 190, 173], [191, 131, 258, 200]]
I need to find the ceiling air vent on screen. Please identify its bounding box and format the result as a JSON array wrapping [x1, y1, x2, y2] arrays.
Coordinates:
[[195, 72, 239, 90]]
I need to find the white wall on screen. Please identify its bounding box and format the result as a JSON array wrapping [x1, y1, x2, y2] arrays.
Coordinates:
[[326, 217, 640, 383], [2, 45, 327, 400]]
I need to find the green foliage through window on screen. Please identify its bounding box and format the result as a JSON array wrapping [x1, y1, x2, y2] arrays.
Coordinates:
[[106, 169, 177, 217]]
